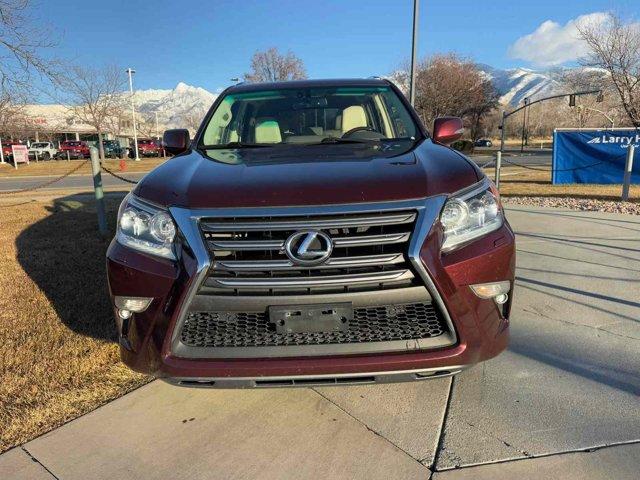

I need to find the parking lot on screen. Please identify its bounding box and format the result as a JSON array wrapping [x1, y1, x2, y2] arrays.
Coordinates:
[[2, 204, 638, 479]]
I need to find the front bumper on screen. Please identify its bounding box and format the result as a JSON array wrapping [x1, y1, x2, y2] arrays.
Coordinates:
[[106, 192, 515, 386], [57, 151, 85, 159]]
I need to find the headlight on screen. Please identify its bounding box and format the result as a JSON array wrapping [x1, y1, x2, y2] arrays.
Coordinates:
[[440, 181, 502, 252], [116, 194, 176, 259]]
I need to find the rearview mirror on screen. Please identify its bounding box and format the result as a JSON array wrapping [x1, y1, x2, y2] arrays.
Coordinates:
[[432, 117, 464, 145], [162, 129, 190, 155]]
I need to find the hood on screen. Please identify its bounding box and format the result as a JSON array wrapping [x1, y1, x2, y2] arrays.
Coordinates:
[[135, 140, 481, 209]]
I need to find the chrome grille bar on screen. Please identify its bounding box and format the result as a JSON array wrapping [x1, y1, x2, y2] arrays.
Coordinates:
[[207, 232, 411, 251], [200, 209, 420, 295], [213, 253, 405, 271], [200, 212, 417, 232], [205, 270, 414, 288]]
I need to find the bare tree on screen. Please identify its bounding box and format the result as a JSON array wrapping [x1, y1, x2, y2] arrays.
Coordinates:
[[578, 13, 640, 126], [0, 0, 57, 94], [136, 111, 162, 140], [181, 108, 206, 135], [413, 54, 498, 138], [244, 47, 307, 83], [56, 65, 126, 160]]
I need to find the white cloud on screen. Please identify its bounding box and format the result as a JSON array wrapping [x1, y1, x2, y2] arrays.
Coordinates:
[[508, 12, 610, 66]]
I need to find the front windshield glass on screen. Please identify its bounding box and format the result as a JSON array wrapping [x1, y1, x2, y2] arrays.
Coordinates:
[[200, 86, 418, 148]]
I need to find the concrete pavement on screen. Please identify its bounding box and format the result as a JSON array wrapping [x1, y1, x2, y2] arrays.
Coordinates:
[[2, 205, 639, 479]]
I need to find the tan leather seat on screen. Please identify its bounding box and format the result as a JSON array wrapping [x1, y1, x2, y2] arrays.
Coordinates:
[[341, 106, 367, 134], [255, 118, 282, 143], [324, 114, 343, 138]]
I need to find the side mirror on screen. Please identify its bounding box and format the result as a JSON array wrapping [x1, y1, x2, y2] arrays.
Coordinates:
[[162, 129, 190, 155], [432, 117, 464, 145]]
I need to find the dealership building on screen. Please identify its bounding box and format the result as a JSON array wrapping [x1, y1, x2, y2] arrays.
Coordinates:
[[2, 104, 139, 147]]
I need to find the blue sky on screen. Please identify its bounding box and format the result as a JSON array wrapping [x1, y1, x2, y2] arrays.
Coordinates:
[[37, 0, 623, 92]]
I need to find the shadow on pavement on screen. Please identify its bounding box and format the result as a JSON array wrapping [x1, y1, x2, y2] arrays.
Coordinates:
[[15, 193, 127, 342], [508, 330, 640, 396], [516, 276, 640, 310], [517, 248, 639, 273]]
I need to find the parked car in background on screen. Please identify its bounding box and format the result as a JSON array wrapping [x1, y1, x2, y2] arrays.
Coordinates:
[[107, 78, 515, 388], [474, 139, 493, 147], [1, 141, 24, 161], [102, 139, 125, 158], [134, 138, 163, 157], [57, 140, 90, 159], [28, 142, 58, 160]]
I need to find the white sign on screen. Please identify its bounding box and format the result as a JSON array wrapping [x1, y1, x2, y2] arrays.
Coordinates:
[[12, 144, 29, 169]]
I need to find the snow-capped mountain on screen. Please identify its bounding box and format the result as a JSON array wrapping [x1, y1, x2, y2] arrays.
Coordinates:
[[387, 65, 600, 107], [132, 82, 217, 129], [476, 64, 561, 106]]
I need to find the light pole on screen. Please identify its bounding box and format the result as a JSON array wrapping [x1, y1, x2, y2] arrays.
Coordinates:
[[155, 111, 160, 139], [520, 97, 530, 153], [126, 68, 140, 161], [409, 0, 419, 107]]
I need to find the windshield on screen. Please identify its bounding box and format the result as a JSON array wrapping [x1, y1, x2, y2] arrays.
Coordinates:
[[32, 143, 47, 148], [200, 86, 418, 148]]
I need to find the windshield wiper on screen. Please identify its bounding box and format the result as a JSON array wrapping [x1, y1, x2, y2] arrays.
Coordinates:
[[307, 137, 376, 146], [200, 142, 276, 149]]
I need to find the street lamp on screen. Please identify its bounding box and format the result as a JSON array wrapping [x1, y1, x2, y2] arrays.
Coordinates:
[[409, 0, 419, 107], [126, 68, 140, 161]]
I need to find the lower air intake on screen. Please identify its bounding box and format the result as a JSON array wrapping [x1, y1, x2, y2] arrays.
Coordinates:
[[180, 302, 447, 348]]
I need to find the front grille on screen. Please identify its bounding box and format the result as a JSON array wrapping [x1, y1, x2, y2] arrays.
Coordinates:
[[199, 210, 420, 296], [181, 302, 447, 348]]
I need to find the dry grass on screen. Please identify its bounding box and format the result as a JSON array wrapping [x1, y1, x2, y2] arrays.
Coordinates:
[[0, 157, 168, 178], [484, 165, 640, 202], [0, 195, 149, 453]]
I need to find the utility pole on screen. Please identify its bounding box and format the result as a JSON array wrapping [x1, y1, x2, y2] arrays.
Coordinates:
[[126, 68, 140, 161], [409, 0, 419, 107], [520, 97, 530, 153], [89, 146, 107, 235], [622, 145, 635, 201]]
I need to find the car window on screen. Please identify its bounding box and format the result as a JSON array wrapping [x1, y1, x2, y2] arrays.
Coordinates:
[[201, 86, 418, 147]]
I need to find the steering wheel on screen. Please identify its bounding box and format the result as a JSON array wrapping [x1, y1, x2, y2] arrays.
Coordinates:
[[341, 126, 377, 138]]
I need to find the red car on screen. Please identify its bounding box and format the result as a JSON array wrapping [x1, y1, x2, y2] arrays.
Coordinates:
[[57, 140, 90, 159], [1, 141, 23, 161], [107, 79, 515, 388], [135, 139, 163, 157]]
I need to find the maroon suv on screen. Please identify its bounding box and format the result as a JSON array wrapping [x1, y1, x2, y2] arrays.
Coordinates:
[[106, 79, 515, 388]]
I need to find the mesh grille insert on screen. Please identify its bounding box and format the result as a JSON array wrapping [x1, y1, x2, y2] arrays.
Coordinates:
[[180, 302, 447, 348]]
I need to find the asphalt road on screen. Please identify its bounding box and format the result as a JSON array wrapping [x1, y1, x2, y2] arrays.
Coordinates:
[[470, 149, 552, 167], [2, 205, 638, 479], [0, 171, 145, 192], [0, 151, 552, 193]]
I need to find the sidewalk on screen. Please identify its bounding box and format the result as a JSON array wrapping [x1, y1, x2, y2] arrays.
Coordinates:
[[2, 205, 639, 479]]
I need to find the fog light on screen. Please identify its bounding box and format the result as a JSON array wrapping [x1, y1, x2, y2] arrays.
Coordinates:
[[114, 296, 152, 313], [470, 281, 511, 299], [494, 293, 509, 305]]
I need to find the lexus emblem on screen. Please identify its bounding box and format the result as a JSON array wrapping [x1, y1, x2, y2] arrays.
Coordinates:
[[284, 230, 333, 266]]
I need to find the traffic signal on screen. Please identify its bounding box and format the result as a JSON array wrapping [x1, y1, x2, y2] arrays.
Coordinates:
[[569, 95, 576, 107]]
